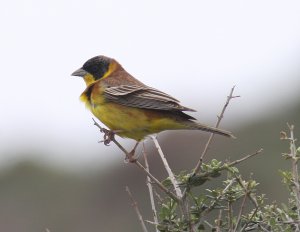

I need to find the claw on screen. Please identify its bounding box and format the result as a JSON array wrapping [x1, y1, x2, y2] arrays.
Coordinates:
[[125, 151, 137, 163], [99, 128, 115, 146], [124, 142, 140, 163], [93, 123, 139, 162]]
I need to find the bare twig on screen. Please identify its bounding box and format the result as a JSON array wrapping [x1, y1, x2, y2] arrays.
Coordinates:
[[287, 124, 300, 229], [235, 174, 260, 232], [93, 119, 180, 202], [227, 148, 263, 170], [135, 161, 180, 202], [228, 201, 233, 232], [282, 220, 300, 224], [151, 136, 195, 231], [203, 220, 214, 229], [151, 136, 182, 198], [240, 207, 259, 232], [143, 144, 159, 232], [234, 175, 258, 208], [193, 86, 240, 176], [216, 210, 223, 232], [259, 224, 272, 232], [126, 186, 148, 232], [182, 86, 239, 200], [233, 182, 250, 232], [153, 189, 163, 202]]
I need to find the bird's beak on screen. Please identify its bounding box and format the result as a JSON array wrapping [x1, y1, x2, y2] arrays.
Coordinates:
[[71, 68, 88, 77]]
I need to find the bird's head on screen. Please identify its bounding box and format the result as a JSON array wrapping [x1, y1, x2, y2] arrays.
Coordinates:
[[71, 55, 119, 86]]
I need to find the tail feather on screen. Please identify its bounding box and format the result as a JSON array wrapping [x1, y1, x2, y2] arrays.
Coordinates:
[[184, 121, 236, 138]]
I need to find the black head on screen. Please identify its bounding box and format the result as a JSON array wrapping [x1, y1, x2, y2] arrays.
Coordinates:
[[71, 55, 112, 80], [82, 56, 112, 79]]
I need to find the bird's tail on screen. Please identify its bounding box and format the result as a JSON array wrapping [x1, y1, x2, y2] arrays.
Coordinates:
[[184, 121, 236, 138]]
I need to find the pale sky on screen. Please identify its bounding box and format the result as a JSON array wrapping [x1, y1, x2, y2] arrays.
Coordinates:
[[1, 0, 300, 169]]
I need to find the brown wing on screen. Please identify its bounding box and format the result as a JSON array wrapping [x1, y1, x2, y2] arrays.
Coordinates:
[[104, 85, 196, 112]]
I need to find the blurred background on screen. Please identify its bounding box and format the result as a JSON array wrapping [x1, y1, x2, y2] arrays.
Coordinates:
[[1, 0, 300, 231]]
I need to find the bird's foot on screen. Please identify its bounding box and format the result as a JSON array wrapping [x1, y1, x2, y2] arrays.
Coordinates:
[[125, 150, 137, 163], [99, 128, 115, 146], [125, 142, 140, 163]]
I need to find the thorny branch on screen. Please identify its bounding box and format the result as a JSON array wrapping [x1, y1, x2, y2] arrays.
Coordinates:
[[282, 123, 300, 230], [216, 210, 223, 232], [143, 144, 159, 232], [202, 178, 236, 216], [288, 124, 300, 216], [93, 118, 180, 202], [233, 181, 251, 232], [227, 148, 263, 172], [126, 186, 148, 232], [180, 86, 239, 227], [151, 135, 195, 231], [193, 85, 240, 177], [151, 135, 182, 198]]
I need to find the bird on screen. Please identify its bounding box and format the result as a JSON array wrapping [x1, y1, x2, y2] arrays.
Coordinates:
[[72, 55, 235, 161]]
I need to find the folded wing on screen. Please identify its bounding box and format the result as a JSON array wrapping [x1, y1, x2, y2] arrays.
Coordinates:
[[104, 85, 196, 112]]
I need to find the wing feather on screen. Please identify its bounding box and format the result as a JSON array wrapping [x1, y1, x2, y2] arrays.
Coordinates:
[[104, 85, 195, 112]]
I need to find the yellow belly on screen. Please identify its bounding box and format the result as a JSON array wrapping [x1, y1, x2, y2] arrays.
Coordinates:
[[80, 87, 187, 141], [91, 102, 186, 141]]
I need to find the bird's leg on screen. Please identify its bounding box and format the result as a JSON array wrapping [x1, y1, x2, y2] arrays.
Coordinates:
[[126, 141, 140, 163]]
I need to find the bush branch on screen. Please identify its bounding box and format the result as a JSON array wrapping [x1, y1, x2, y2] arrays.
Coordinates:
[[93, 118, 180, 202], [151, 136, 195, 231], [143, 144, 159, 232], [203, 178, 236, 216], [288, 124, 300, 227], [227, 148, 263, 171], [233, 181, 250, 232], [193, 86, 239, 176], [126, 186, 148, 232], [152, 136, 183, 198]]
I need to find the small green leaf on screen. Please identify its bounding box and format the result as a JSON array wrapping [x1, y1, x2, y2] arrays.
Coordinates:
[[162, 178, 172, 188]]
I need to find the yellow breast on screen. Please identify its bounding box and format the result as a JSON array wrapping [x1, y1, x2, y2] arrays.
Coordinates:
[[80, 85, 186, 141]]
